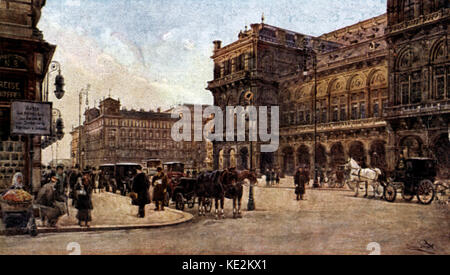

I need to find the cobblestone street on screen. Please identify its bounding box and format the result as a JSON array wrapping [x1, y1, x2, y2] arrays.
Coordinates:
[[1, 178, 448, 255]]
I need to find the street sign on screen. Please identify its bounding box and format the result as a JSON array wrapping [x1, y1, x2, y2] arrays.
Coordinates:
[[10, 101, 52, 136]]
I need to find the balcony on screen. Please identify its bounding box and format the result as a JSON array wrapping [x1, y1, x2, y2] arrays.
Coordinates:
[[280, 117, 387, 136], [386, 9, 449, 35], [207, 70, 250, 89], [384, 100, 450, 119]]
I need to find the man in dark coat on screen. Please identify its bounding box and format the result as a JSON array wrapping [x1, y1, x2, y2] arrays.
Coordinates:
[[68, 165, 81, 205], [74, 171, 93, 227], [132, 167, 151, 218], [294, 167, 308, 200], [152, 167, 168, 211]]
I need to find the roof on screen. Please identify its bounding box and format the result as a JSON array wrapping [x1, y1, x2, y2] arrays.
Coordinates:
[[116, 163, 141, 166]]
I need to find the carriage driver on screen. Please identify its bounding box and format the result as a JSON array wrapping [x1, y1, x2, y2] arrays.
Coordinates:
[[152, 167, 168, 211]]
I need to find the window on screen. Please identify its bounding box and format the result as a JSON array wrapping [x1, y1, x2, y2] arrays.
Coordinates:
[[373, 100, 379, 117], [332, 106, 338, 122], [360, 102, 366, 119], [435, 66, 445, 100], [351, 103, 358, 120], [411, 71, 421, 103]]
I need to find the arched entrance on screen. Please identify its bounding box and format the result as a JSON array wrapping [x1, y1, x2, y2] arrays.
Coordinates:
[[229, 149, 237, 168], [239, 147, 249, 170], [400, 136, 423, 158], [330, 142, 345, 168], [283, 147, 295, 175], [297, 145, 310, 168], [432, 134, 450, 178], [218, 149, 224, 170], [260, 152, 274, 173], [370, 140, 386, 170], [349, 141, 366, 167]]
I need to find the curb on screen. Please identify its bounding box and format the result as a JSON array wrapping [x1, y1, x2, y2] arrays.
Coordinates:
[[0, 209, 193, 236]]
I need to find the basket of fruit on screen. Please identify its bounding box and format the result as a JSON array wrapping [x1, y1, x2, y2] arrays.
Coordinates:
[[0, 189, 33, 212]]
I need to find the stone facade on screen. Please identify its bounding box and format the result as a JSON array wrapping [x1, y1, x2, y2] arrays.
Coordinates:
[[0, 0, 55, 190], [208, 1, 449, 178], [71, 97, 212, 171], [386, 0, 450, 178]]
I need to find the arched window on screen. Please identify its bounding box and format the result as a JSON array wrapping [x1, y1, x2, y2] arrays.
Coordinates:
[[431, 41, 448, 100], [403, 0, 415, 21], [396, 48, 422, 105], [348, 75, 366, 120]]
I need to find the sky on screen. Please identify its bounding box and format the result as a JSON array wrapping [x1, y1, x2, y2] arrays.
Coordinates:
[[38, 0, 387, 164]]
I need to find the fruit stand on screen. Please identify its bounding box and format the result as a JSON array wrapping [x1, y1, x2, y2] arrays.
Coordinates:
[[0, 189, 37, 236]]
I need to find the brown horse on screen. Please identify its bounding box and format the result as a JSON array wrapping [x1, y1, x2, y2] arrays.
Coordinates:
[[225, 170, 257, 219]]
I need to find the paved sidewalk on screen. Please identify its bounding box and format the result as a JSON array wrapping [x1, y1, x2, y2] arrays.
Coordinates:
[[1, 192, 193, 235]]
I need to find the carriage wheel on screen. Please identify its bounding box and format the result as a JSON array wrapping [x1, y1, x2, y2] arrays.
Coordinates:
[[383, 184, 397, 202], [417, 180, 435, 205], [204, 198, 212, 213], [175, 193, 185, 211], [187, 197, 195, 209]]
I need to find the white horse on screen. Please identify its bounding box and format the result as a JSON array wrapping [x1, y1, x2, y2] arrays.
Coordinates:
[[345, 158, 383, 198]]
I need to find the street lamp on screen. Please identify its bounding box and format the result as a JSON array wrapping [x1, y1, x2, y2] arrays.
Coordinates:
[[303, 40, 320, 188], [245, 90, 256, 211], [78, 84, 90, 168], [44, 61, 64, 102]]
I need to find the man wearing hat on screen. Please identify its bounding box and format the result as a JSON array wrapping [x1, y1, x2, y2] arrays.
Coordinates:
[[151, 167, 168, 211], [55, 165, 67, 198]]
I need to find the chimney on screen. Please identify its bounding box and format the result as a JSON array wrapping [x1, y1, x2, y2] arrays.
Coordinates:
[[213, 40, 222, 51], [157, 107, 161, 113]]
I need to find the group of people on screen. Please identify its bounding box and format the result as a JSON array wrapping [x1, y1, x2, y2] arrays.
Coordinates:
[[38, 164, 95, 227], [131, 167, 168, 218], [264, 169, 280, 187]]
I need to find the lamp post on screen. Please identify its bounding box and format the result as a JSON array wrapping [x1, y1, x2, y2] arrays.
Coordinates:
[[78, 84, 90, 169], [245, 91, 255, 211], [303, 41, 320, 188]]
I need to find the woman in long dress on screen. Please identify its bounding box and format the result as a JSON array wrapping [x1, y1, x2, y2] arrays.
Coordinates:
[[74, 172, 93, 227]]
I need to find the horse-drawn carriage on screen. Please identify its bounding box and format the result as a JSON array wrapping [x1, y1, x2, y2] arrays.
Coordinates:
[[99, 163, 141, 196], [383, 158, 437, 205], [171, 177, 212, 212]]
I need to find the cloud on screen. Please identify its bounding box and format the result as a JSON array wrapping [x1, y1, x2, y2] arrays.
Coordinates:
[[183, 39, 196, 51], [65, 0, 80, 7]]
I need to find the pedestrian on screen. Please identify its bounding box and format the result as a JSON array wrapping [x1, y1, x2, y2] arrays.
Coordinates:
[[152, 167, 168, 211], [270, 169, 276, 186], [131, 167, 151, 218], [294, 167, 308, 200], [74, 170, 93, 227], [265, 169, 271, 187], [97, 170, 105, 193], [68, 165, 81, 205], [35, 176, 67, 227], [275, 169, 280, 185], [93, 167, 100, 193], [55, 165, 68, 199]]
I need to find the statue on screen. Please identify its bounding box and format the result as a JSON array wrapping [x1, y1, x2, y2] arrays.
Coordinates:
[[31, 0, 46, 29]]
